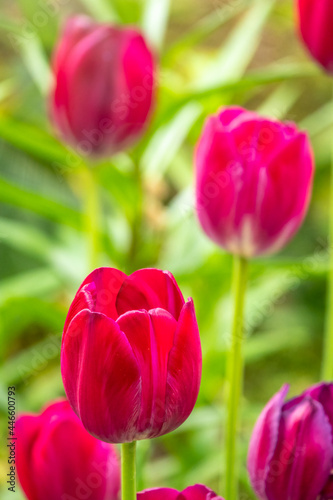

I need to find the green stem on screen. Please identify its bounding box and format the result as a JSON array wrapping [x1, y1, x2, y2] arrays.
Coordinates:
[[129, 161, 143, 267], [322, 91, 333, 381], [82, 166, 100, 271], [225, 255, 248, 500], [122, 442, 137, 500]]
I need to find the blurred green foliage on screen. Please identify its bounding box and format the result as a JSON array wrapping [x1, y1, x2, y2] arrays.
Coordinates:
[[0, 0, 331, 498]]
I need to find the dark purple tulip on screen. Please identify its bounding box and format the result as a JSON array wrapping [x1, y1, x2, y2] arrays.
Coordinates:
[[247, 383, 333, 500]]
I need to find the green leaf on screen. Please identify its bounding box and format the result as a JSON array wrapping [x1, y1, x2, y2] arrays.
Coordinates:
[[163, 0, 250, 63], [0, 177, 81, 228], [191, 0, 276, 92], [142, 0, 170, 52], [0, 116, 82, 168], [141, 101, 202, 177], [0, 268, 62, 307], [78, 0, 120, 22]]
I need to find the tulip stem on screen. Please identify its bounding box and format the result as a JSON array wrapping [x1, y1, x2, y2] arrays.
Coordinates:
[[82, 165, 100, 271], [322, 91, 333, 381], [121, 442, 137, 500], [225, 255, 248, 500]]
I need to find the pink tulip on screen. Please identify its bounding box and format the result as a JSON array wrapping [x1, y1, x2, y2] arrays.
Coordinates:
[[16, 399, 120, 500], [137, 484, 225, 500], [296, 0, 333, 73], [61, 267, 202, 443], [51, 16, 155, 157], [247, 383, 333, 500], [195, 107, 314, 258]]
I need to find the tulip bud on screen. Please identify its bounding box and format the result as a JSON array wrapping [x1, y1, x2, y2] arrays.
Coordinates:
[[247, 383, 333, 500], [16, 399, 120, 500], [61, 267, 202, 443], [51, 16, 155, 157], [195, 107, 314, 258], [296, 0, 333, 73], [138, 484, 225, 500]]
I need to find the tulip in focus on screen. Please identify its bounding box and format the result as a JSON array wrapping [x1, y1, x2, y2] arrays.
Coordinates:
[[247, 383, 333, 500], [296, 0, 333, 73], [51, 16, 155, 157], [138, 484, 225, 500], [61, 267, 202, 443], [195, 107, 314, 258], [16, 399, 120, 500]]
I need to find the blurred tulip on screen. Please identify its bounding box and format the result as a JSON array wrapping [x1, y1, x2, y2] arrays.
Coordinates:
[[16, 399, 120, 500], [51, 16, 155, 157], [195, 106, 314, 258], [138, 484, 225, 500], [296, 0, 333, 73], [247, 383, 333, 500], [61, 267, 202, 443]]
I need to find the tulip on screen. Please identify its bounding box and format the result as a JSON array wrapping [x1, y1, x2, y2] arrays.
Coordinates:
[[195, 106, 314, 258], [61, 267, 202, 443], [16, 399, 120, 500], [137, 484, 225, 500], [51, 16, 155, 157], [296, 0, 333, 73], [247, 383, 333, 500]]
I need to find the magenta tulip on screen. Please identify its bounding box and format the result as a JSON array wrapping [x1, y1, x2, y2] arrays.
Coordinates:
[[296, 0, 333, 73], [51, 16, 155, 157], [138, 484, 225, 500], [247, 383, 333, 500], [16, 399, 120, 500], [61, 267, 202, 443], [195, 107, 314, 258]]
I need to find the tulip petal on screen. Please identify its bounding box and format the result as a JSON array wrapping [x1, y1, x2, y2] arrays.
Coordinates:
[[117, 308, 177, 438], [182, 484, 224, 500], [303, 382, 333, 432], [138, 488, 181, 500], [247, 385, 289, 500], [116, 268, 184, 320], [16, 400, 120, 500], [16, 414, 42, 500], [64, 267, 126, 332], [61, 310, 141, 443], [265, 398, 333, 500], [258, 132, 314, 255], [162, 299, 202, 435]]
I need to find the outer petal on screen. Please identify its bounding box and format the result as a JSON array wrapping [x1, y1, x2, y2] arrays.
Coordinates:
[[16, 400, 120, 500], [265, 398, 333, 500], [161, 299, 202, 435], [303, 382, 333, 433], [117, 308, 177, 439], [63, 267, 126, 333], [297, 0, 333, 73], [116, 268, 185, 320], [61, 310, 141, 443], [182, 484, 225, 500], [247, 385, 289, 500], [138, 488, 181, 500], [257, 132, 314, 256], [16, 415, 42, 500]]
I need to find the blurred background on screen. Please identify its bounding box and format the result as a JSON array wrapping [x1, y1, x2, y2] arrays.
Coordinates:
[[0, 0, 331, 498]]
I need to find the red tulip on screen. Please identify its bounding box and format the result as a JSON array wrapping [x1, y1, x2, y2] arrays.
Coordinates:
[[137, 484, 225, 500], [247, 383, 333, 500], [195, 107, 314, 258], [51, 16, 155, 157], [61, 267, 202, 443], [16, 399, 120, 500], [296, 0, 333, 73]]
